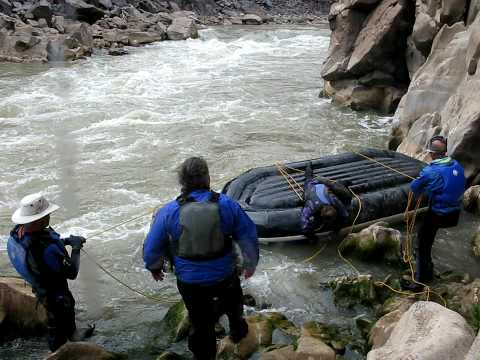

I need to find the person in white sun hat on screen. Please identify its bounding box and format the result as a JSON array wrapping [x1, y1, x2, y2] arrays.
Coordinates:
[[7, 193, 93, 352]]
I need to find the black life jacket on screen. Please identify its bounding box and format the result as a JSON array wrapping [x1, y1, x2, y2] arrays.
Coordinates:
[[174, 191, 232, 261]]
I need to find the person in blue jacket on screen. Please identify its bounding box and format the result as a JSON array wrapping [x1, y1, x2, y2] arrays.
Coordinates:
[[8, 193, 92, 352], [143, 157, 259, 360], [407, 136, 466, 290], [301, 162, 352, 238]]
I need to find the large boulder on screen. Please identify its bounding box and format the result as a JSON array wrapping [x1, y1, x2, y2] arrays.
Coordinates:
[[166, 16, 198, 40], [321, 9, 367, 80], [0, 277, 47, 336], [44, 342, 125, 360], [340, 222, 401, 261], [464, 185, 480, 214], [346, 0, 413, 77], [367, 301, 475, 360]]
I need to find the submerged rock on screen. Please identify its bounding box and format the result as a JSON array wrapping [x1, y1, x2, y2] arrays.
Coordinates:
[[367, 301, 475, 360], [0, 277, 47, 337], [44, 342, 126, 360]]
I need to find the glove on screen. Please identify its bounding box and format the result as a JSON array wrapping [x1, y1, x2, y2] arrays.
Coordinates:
[[67, 235, 86, 250]]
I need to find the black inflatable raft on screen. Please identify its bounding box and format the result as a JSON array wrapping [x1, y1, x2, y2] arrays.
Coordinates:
[[222, 149, 426, 238]]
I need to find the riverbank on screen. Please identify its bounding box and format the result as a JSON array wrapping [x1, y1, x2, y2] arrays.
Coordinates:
[[0, 0, 328, 63]]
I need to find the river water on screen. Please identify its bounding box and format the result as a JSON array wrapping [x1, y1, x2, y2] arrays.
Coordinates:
[[0, 25, 479, 359]]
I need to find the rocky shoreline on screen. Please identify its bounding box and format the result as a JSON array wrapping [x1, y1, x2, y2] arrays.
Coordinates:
[[0, 0, 328, 63]]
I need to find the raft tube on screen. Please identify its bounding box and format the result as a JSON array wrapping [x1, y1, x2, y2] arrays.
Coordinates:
[[222, 149, 426, 238]]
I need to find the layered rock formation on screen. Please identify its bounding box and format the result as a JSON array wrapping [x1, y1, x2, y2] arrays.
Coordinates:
[[321, 0, 415, 113], [390, 3, 480, 183]]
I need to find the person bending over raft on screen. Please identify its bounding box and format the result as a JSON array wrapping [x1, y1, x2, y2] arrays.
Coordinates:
[[7, 193, 94, 352], [403, 136, 466, 292], [143, 157, 259, 360], [301, 162, 353, 238]]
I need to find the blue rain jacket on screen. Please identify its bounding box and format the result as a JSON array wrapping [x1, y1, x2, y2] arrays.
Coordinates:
[[410, 157, 466, 214], [143, 190, 259, 284]]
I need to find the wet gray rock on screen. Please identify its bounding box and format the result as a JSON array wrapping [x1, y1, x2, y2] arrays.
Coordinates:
[[166, 16, 198, 40], [367, 301, 475, 360]]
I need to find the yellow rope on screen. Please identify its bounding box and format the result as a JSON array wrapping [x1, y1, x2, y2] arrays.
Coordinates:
[[353, 151, 416, 181], [81, 249, 177, 304], [276, 163, 304, 201], [71, 178, 228, 305]]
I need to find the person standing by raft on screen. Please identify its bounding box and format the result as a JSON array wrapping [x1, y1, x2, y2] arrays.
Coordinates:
[[405, 136, 466, 291], [7, 193, 94, 352], [301, 162, 353, 238], [143, 157, 259, 360]]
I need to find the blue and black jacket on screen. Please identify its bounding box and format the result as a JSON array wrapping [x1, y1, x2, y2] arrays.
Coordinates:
[[410, 157, 466, 215], [143, 190, 259, 284], [10, 226, 77, 297]]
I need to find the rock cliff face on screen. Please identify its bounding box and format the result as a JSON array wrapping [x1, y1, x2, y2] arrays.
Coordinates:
[[390, 2, 480, 183], [322, 0, 480, 183], [321, 0, 415, 113]]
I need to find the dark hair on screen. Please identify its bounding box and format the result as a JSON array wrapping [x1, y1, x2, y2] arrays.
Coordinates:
[[178, 157, 210, 194]]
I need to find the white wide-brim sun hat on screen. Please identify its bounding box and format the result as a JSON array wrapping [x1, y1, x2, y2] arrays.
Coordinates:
[[11, 193, 60, 225]]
